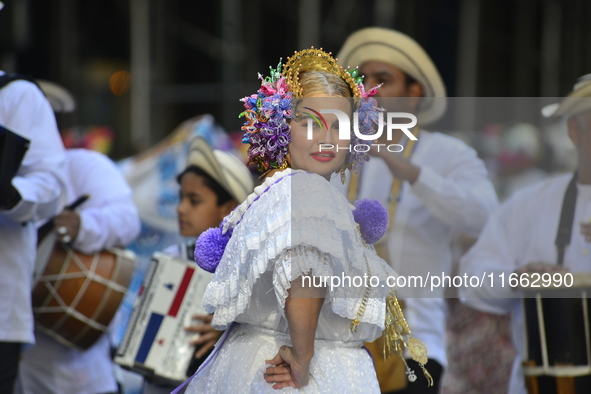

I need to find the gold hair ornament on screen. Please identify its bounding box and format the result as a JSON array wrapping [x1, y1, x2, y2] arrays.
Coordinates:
[[281, 47, 363, 98], [240, 47, 381, 175]]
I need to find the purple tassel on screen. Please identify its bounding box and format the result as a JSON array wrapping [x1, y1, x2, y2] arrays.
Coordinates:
[[353, 199, 389, 245], [194, 227, 233, 273]]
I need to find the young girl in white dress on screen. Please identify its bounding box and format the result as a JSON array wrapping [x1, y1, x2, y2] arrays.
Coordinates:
[[183, 48, 431, 393]]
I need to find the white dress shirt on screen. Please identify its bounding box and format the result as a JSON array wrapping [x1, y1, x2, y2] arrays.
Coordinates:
[[459, 173, 590, 394], [0, 75, 66, 344], [332, 130, 498, 367], [18, 149, 141, 394]]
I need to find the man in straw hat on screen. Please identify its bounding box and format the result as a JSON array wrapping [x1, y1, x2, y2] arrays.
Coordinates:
[[334, 27, 498, 393], [459, 75, 591, 394], [0, 71, 67, 394]]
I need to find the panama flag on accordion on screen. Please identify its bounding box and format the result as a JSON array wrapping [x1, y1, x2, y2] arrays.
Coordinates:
[[136, 260, 194, 364], [116, 252, 212, 383]]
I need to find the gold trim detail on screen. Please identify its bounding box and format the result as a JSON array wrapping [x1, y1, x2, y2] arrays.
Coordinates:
[[351, 222, 433, 386], [281, 47, 362, 98], [383, 289, 433, 386]]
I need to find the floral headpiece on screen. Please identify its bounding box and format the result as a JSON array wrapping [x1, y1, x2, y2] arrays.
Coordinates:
[[240, 47, 382, 175]]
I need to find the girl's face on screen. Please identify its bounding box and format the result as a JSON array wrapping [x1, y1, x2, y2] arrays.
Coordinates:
[[177, 172, 235, 237], [287, 95, 351, 180]]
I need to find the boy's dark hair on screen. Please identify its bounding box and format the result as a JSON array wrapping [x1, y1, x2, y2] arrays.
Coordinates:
[[177, 165, 234, 206]]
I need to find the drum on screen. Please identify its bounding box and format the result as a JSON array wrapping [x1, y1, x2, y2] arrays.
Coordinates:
[[521, 273, 591, 394], [32, 241, 135, 351], [115, 252, 213, 386]]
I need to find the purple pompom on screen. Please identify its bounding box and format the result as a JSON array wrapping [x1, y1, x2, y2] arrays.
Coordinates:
[[194, 227, 233, 273], [352, 198, 389, 244]]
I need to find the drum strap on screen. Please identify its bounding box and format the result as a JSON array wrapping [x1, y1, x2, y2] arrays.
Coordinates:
[[555, 171, 578, 266]]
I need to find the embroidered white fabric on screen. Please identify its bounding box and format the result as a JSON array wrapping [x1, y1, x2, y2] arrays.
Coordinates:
[[188, 169, 398, 392], [186, 323, 380, 393]]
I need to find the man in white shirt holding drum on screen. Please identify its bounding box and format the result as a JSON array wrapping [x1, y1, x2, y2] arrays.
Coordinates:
[[15, 82, 141, 394], [459, 75, 591, 393]]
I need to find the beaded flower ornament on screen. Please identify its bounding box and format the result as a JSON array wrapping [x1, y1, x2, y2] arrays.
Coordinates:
[[240, 47, 382, 176]]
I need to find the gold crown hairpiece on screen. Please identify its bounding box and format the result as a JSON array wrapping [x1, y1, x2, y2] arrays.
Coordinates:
[[281, 47, 363, 98]]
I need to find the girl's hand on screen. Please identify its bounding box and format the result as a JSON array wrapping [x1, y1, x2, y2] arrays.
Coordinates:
[[264, 345, 311, 389]]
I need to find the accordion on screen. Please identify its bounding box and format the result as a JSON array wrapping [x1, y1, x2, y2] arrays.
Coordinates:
[[115, 252, 213, 385]]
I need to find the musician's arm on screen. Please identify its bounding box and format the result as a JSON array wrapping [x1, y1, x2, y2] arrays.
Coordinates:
[[407, 141, 499, 237], [187, 314, 223, 359], [458, 198, 521, 314], [0, 80, 66, 222], [67, 150, 140, 254]]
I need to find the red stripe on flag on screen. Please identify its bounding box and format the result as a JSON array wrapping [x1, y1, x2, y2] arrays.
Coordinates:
[[168, 267, 195, 317]]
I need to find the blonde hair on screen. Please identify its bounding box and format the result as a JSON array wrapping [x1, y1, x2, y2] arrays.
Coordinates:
[[297, 70, 353, 98]]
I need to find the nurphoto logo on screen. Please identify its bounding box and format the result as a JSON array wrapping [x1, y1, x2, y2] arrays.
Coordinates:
[[303, 108, 417, 153]]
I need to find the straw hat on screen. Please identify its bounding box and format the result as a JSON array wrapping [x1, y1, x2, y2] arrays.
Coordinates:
[[542, 74, 591, 118], [338, 27, 447, 125], [37, 80, 76, 113], [185, 137, 253, 203]]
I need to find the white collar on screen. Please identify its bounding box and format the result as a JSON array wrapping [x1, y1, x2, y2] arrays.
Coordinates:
[[222, 168, 305, 233]]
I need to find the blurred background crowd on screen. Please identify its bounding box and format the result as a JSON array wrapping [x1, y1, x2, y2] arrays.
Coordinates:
[[0, 0, 589, 159]]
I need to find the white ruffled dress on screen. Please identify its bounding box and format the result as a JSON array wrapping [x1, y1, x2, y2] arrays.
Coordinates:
[[186, 169, 397, 393]]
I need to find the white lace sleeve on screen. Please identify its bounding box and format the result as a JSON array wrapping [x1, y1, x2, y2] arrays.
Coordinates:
[[202, 169, 395, 330], [272, 244, 387, 331], [272, 245, 333, 306]]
